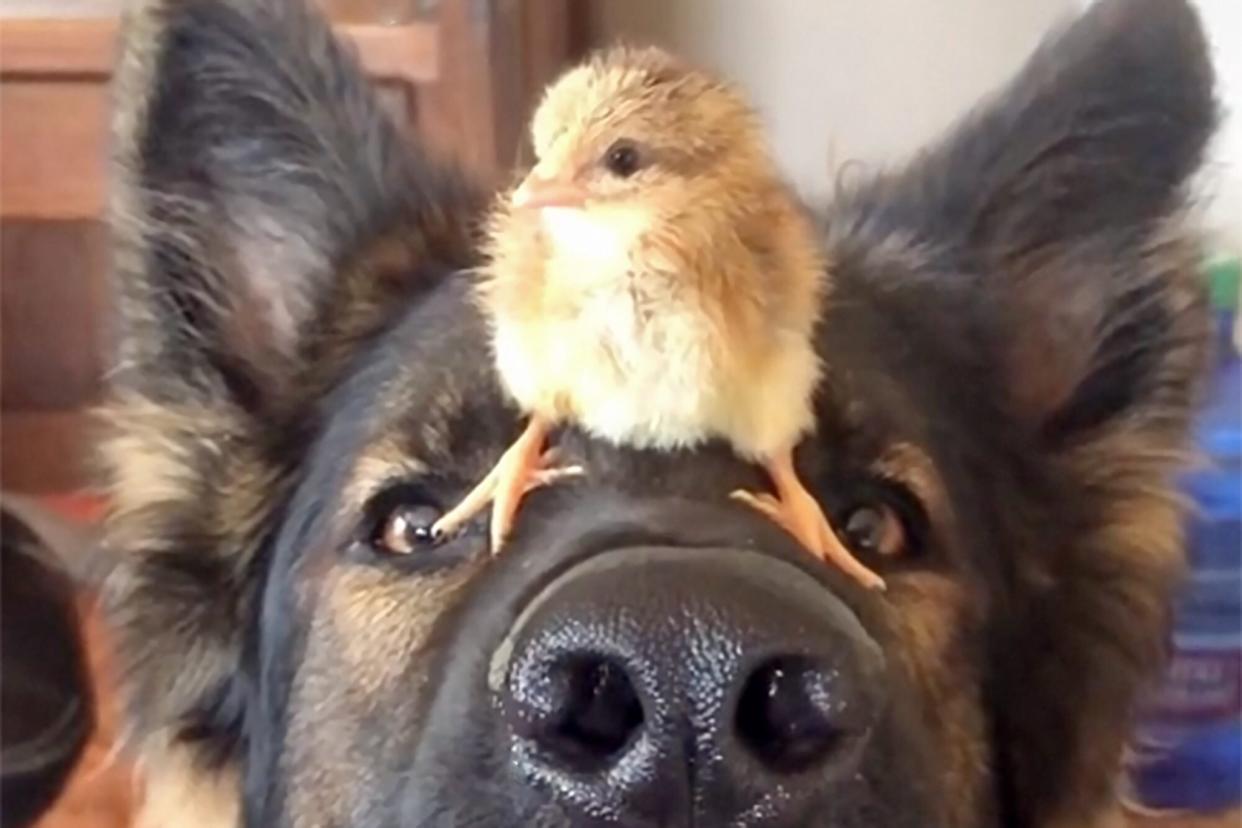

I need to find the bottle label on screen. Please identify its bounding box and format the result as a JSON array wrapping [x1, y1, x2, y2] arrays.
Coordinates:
[[1144, 649, 1242, 725]]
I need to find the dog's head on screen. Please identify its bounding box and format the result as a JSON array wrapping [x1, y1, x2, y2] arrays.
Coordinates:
[[101, 1, 1217, 826]]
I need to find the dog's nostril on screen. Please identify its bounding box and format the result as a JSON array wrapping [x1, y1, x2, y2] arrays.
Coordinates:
[[736, 656, 846, 774], [526, 656, 644, 771]]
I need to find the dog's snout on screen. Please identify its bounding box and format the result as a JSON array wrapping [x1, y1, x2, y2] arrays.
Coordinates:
[[496, 546, 886, 825], [735, 654, 860, 774], [507, 652, 644, 772]]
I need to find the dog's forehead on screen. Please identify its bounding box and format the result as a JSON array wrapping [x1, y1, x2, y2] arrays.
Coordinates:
[[300, 266, 954, 538], [318, 226, 959, 465]]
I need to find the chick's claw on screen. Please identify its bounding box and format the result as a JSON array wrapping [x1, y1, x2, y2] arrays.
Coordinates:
[[732, 450, 886, 592], [430, 417, 582, 554], [730, 485, 822, 554], [523, 462, 585, 493], [430, 464, 501, 542], [729, 490, 783, 520], [732, 486, 886, 591], [492, 452, 583, 552]]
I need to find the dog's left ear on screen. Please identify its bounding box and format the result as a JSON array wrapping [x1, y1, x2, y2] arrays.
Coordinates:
[[982, 0, 1217, 439], [839, 1, 1217, 825], [863, 0, 1217, 437]]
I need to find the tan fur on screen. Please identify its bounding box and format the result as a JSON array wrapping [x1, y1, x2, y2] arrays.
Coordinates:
[[97, 396, 246, 522], [342, 440, 429, 516], [1040, 433, 1190, 825], [1047, 806, 1128, 828], [98, 396, 281, 814], [135, 743, 240, 828], [282, 565, 481, 824], [885, 573, 991, 827], [874, 442, 952, 531], [481, 46, 826, 458]]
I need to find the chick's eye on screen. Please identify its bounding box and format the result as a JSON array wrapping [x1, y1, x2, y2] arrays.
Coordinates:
[[603, 140, 643, 178], [373, 502, 442, 556], [839, 503, 908, 559]]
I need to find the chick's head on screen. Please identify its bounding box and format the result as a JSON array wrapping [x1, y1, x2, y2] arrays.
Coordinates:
[[514, 46, 774, 222]]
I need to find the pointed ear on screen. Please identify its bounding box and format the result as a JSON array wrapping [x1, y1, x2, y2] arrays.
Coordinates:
[[867, 0, 1217, 433], [110, 0, 481, 410], [889, 0, 1215, 255], [848, 2, 1218, 824]]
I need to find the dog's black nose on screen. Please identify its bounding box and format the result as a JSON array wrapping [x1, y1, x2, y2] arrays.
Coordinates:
[[496, 546, 886, 825]]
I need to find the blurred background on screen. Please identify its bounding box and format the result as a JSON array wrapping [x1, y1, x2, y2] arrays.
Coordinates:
[[0, 1, 1237, 826]]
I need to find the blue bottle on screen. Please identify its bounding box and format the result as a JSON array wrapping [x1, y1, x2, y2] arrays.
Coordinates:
[[1121, 254, 1242, 816]]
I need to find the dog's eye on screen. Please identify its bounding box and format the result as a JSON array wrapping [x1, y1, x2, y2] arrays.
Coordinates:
[[374, 504, 441, 555], [839, 503, 908, 559], [603, 139, 643, 178], [352, 483, 478, 570], [362, 486, 444, 557]]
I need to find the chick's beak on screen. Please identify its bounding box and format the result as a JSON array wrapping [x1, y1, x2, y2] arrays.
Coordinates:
[[511, 171, 587, 210]]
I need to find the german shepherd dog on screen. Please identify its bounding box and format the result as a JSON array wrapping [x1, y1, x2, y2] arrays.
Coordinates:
[[100, 0, 1218, 825]]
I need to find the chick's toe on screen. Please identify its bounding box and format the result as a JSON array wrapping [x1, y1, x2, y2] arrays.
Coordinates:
[[733, 451, 886, 591], [431, 418, 580, 552]]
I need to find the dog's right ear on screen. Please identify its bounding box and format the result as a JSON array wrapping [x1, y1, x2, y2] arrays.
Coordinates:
[[110, 0, 482, 411], [102, 0, 480, 816]]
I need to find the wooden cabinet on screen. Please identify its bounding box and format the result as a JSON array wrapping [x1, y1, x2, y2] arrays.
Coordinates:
[[0, 0, 581, 493]]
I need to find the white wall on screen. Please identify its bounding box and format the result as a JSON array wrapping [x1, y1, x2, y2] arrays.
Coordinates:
[[589, 0, 1240, 251], [589, 0, 1078, 202], [1190, 0, 1242, 250]]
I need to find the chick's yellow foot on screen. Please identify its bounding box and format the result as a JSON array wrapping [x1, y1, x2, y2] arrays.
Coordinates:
[[491, 450, 583, 551], [731, 453, 886, 592], [521, 461, 585, 493], [430, 418, 581, 553]]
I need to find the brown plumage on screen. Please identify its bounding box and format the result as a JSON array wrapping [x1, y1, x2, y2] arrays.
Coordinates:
[[432, 46, 883, 590]]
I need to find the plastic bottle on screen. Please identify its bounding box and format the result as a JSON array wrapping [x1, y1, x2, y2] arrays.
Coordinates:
[[1121, 253, 1242, 817]]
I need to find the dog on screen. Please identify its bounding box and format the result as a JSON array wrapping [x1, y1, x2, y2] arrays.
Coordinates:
[[99, 0, 1218, 825]]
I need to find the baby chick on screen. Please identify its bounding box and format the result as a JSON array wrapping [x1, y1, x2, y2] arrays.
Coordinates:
[[431, 46, 884, 590]]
